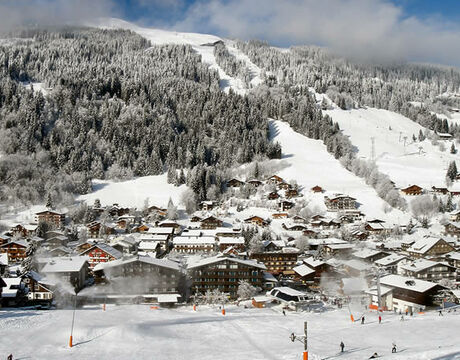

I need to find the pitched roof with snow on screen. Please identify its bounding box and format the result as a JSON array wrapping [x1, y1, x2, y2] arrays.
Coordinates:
[[375, 254, 406, 266], [41, 256, 88, 273], [407, 237, 447, 254], [93, 255, 180, 272], [353, 248, 384, 259], [81, 243, 123, 259], [187, 255, 266, 270], [380, 274, 440, 293], [399, 259, 453, 273], [303, 257, 326, 268], [293, 264, 315, 277], [173, 236, 216, 245]]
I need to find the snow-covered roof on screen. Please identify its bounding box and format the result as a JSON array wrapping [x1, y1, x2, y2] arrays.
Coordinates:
[[138, 234, 169, 242], [407, 237, 445, 254], [342, 259, 371, 272], [303, 257, 325, 268], [270, 286, 306, 297], [138, 241, 160, 251], [187, 255, 266, 270], [293, 264, 315, 277], [219, 237, 244, 244], [1, 239, 28, 248], [380, 274, 440, 293], [263, 272, 278, 282], [353, 248, 384, 259], [375, 254, 406, 266], [399, 259, 452, 273], [93, 255, 180, 272], [2, 277, 23, 298], [0, 253, 8, 266], [41, 256, 88, 273], [444, 251, 460, 261], [308, 238, 347, 246], [325, 243, 354, 250], [82, 243, 122, 259], [364, 285, 393, 297], [147, 227, 175, 235], [173, 236, 216, 245]]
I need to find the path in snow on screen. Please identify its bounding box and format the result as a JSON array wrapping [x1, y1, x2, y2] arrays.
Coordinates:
[[269, 120, 408, 222], [324, 107, 459, 189]]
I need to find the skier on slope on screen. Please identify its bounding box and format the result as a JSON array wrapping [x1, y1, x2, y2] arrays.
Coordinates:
[[378, 315, 382, 324], [369, 352, 379, 358], [340, 341, 345, 352], [392, 343, 397, 353], [7, 354, 13, 360], [361, 316, 365, 324]]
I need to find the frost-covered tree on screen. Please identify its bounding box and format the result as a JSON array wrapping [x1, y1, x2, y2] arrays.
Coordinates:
[[237, 280, 261, 300]]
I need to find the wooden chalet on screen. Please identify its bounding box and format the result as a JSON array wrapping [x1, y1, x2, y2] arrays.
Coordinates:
[[227, 178, 245, 187], [380, 274, 445, 312], [374, 254, 407, 274], [282, 223, 307, 231], [311, 185, 324, 193], [278, 182, 292, 191], [352, 249, 388, 263], [435, 131, 453, 140], [34, 210, 66, 228], [278, 200, 294, 211], [173, 236, 216, 253], [188, 255, 266, 299], [407, 237, 455, 259], [86, 221, 116, 238], [399, 259, 457, 282], [80, 243, 123, 269], [9, 224, 37, 238], [292, 264, 315, 284], [93, 255, 183, 300], [200, 216, 223, 230], [303, 257, 332, 282], [190, 216, 202, 223], [41, 257, 89, 291], [324, 195, 356, 211], [444, 222, 460, 237], [0, 240, 28, 263], [1, 277, 28, 307], [200, 201, 216, 211], [247, 179, 263, 187], [132, 224, 149, 233], [250, 252, 298, 276], [400, 185, 423, 196], [157, 220, 181, 230], [266, 175, 285, 185], [22, 271, 54, 303], [109, 204, 130, 217], [244, 216, 268, 227], [147, 206, 167, 218], [449, 210, 460, 222], [272, 213, 288, 219], [218, 237, 245, 252], [267, 191, 280, 200], [285, 189, 299, 199], [431, 186, 449, 195]]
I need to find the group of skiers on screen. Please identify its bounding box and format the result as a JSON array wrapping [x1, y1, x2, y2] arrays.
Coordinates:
[[340, 342, 397, 356]]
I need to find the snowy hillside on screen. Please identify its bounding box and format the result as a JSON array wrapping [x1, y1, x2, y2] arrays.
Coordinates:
[[1, 304, 459, 360], [77, 174, 186, 209], [91, 18, 261, 95], [324, 107, 458, 189], [269, 120, 408, 222]]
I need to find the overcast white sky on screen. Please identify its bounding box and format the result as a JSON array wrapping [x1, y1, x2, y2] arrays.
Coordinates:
[[1, 0, 460, 67]]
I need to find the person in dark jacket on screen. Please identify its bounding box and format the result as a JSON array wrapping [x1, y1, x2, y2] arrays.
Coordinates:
[[392, 343, 397, 353], [7, 355, 13, 360], [361, 316, 365, 324], [340, 341, 345, 352]]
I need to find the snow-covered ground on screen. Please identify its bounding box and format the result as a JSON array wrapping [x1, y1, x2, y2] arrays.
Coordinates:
[[21, 81, 50, 95], [225, 40, 264, 88], [269, 120, 408, 222], [77, 174, 186, 209], [1, 304, 459, 359], [324, 107, 458, 189]]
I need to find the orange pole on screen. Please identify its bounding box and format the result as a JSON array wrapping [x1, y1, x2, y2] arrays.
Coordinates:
[[350, 314, 354, 322], [222, 309, 226, 316], [303, 351, 308, 360], [193, 304, 196, 311], [69, 335, 73, 348], [103, 303, 106, 311]]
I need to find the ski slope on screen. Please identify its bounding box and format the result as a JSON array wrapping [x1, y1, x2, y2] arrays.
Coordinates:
[[1, 304, 459, 360], [324, 107, 458, 189], [91, 18, 262, 96], [77, 174, 186, 209], [269, 120, 408, 222]]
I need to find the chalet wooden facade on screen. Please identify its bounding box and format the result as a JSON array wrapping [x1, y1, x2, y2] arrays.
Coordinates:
[[250, 252, 298, 275], [93, 256, 182, 296], [200, 216, 223, 230], [278, 200, 294, 211], [247, 180, 263, 187], [80, 243, 123, 269], [267, 192, 279, 200], [244, 216, 268, 227], [444, 222, 460, 237], [41, 257, 89, 292], [200, 201, 216, 211], [173, 236, 216, 253], [272, 213, 288, 219], [401, 185, 423, 196], [407, 238, 455, 259], [324, 195, 356, 211], [227, 178, 245, 187], [0, 240, 28, 263], [399, 260, 457, 282], [188, 256, 266, 299], [311, 185, 324, 193], [266, 175, 285, 185], [431, 186, 449, 195], [34, 210, 66, 228]]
